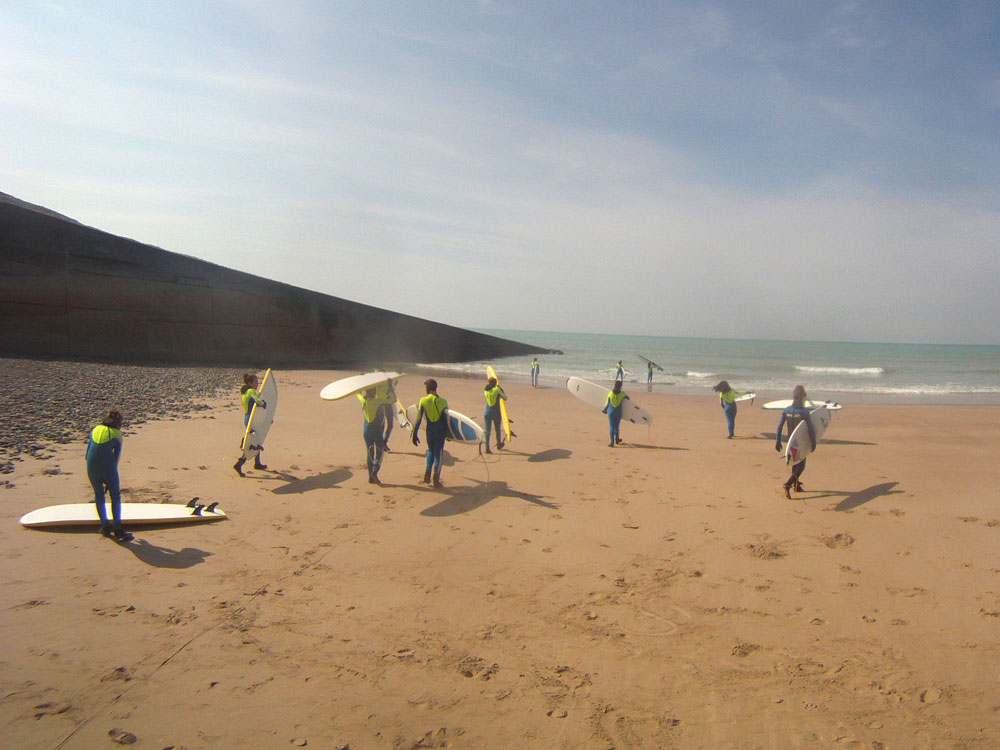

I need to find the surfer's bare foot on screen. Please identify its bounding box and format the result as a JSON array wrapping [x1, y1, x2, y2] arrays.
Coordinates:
[[795, 482, 805, 492], [616, 438, 623, 444], [233, 462, 245, 477], [783, 485, 792, 499], [421, 473, 431, 484], [485, 448, 493, 454], [369, 475, 382, 486], [254, 463, 268, 471], [433, 478, 443, 488]]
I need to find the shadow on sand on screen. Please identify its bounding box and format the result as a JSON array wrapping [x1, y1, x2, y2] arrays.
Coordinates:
[[800, 481, 904, 510], [757, 432, 877, 446], [272, 468, 353, 495], [421, 479, 559, 517], [123, 537, 213, 569], [526, 448, 573, 463]]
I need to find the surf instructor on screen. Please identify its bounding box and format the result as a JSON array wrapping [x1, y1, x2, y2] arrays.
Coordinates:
[[411, 379, 449, 488], [775, 385, 817, 498]]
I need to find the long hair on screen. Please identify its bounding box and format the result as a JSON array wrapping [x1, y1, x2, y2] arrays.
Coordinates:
[[102, 409, 123, 429], [713, 380, 731, 393], [241, 372, 256, 394]]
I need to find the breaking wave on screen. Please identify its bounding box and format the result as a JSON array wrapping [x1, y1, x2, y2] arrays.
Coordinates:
[[795, 366, 885, 376]]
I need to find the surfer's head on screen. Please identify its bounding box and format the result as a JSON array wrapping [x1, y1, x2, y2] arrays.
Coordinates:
[[613, 380, 623, 394], [241, 372, 258, 393], [424, 379, 438, 394], [486, 377, 497, 389], [713, 380, 730, 393], [102, 409, 123, 429], [363, 387, 376, 399], [792, 385, 807, 405]]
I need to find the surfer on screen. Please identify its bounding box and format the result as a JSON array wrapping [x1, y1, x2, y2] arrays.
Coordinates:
[[713, 380, 750, 439], [647, 362, 654, 385], [483, 377, 507, 453], [375, 379, 397, 451], [86, 408, 132, 542], [616, 360, 625, 381], [602, 381, 629, 447], [358, 388, 386, 485], [775, 385, 817, 498], [234, 373, 268, 476], [411, 379, 449, 488], [530, 358, 539, 387]]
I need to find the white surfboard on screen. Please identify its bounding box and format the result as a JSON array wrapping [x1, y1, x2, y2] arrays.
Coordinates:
[[566, 377, 653, 426], [20, 500, 228, 528], [320, 372, 404, 401], [785, 406, 831, 466], [733, 391, 756, 403], [395, 400, 412, 430], [241, 369, 277, 461], [638, 354, 664, 371], [763, 398, 842, 411], [405, 404, 485, 444]]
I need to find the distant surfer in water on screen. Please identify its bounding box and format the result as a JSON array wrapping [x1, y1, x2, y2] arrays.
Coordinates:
[[530, 358, 539, 387], [358, 387, 386, 486], [602, 381, 629, 447], [713, 380, 750, 439], [483, 377, 507, 453], [616, 361, 625, 382], [86, 408, 132, 542], [234, 372, 268, 477], [775, 385, 817, 498], [411, 379, 449, 488]]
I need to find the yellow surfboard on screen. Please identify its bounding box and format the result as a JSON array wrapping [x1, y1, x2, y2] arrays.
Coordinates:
[[486, 365, 512, 444]]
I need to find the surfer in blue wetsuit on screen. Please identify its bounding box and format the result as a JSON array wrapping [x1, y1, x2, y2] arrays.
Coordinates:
[[234, 372, 268, 477], [647, 362, 654, 385], [358, 388, 386, 486], [775, 385, 817, 498], [375, 379, 397, 451], [86, 408, 132, 542], [602, 381, 629, 447], [615, 360, 625, 382], [713, 380, 750, 439], [411, 379, 449, 488], [530, 358, 539, 387], [483, 377, 507, 454]]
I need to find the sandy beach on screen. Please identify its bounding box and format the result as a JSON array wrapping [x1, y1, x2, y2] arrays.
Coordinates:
[[3, 367, 1000, 748]]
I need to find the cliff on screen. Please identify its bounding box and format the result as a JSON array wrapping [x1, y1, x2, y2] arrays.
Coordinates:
[[0, 193, 550, 366]]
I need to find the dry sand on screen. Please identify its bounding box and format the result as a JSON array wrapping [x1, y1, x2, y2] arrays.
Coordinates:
[[2, 370, 999, 749]]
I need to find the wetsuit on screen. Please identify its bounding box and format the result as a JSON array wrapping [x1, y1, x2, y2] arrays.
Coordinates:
[[236, 385, 267, 472], [647, 363, 653, 384], [483, 384, 507, 451], [86, 424, 123, 531], [375, 381, 396, 446], [358, 393, 386, 481], [718, 388, 749, 438], [615, 362, 625, 382], [531, 359, 539, 387], [413, 393, 449, 484], [603, 390, 629, 446], [776, 404, 817, 490]]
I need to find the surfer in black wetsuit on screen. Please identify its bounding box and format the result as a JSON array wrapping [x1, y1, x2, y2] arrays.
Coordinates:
[[775, 385, 817, 498]]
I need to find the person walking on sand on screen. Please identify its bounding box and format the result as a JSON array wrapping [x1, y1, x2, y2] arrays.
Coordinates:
[[358, 387, 386, 485], [483, 376, 507, 454], [713, 380, 751, 439], [530, 358, 539, 387], [602, 381, 629, 447], [86, 408, 132, 542], [411, 379, 449, 488], [234, 372, 268, 476], [775, 385, 817, 498], [375, 378, 398, 451], [615, 360, 625, 382]]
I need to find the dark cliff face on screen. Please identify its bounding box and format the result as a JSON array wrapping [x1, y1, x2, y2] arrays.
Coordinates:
[[0, 195, 549, 366]]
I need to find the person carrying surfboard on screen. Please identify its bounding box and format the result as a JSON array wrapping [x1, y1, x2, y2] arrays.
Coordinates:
[[713, 380, 751, 439], [374, 379, 397, 451], [411, 379, 449, 488], [483, 377, 507, 454], [615, 361, 625, 382], [602, 381, 630, 447], [234, 372, 268, 476], [358, 388, 387, 486], [775, 385, 817, 498], [530, 358, 539, 387], [86, 408, 132, 542]]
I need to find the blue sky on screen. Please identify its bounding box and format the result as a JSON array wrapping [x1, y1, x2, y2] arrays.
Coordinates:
[[2, 1, 998, 344]]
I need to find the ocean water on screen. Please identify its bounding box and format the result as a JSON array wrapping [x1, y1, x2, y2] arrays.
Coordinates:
[[417, 330, 1000, 403]]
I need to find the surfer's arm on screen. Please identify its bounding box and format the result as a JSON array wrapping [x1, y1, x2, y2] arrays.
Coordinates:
[[775, 413, 788, 450], [411, 408, 424, 445]]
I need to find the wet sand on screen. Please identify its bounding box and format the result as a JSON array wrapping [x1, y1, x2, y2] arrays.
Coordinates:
[[2, 366, 999, 748]]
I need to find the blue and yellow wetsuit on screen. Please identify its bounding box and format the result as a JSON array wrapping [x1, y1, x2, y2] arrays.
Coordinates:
[[718, 388, 749, 438], [413, 393, 448, 483], [86, 424, 123, 531], [603, 389, 629, 445], [357, 392, 386, 481], [375, 381, 396, 445], [483, 384, 507, 451]]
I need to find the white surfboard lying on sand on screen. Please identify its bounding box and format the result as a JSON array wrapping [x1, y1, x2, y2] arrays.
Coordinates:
[[241, 369, 277, 461], [405, 405, 485, 444], [20, 499, 228, 528], [763, 398, 842, 411], [566, 377, 653, 426], [320, 372, 404, 401], [785, 406, 831, 466]]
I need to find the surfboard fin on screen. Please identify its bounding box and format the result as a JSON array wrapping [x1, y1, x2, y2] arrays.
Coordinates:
[[206, 502, 219, 513], [187, 497, 201, 508], [192, 504, 205, 516]]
